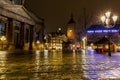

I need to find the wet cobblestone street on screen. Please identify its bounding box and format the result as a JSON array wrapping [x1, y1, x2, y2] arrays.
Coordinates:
[[0, 50, 120, 80]]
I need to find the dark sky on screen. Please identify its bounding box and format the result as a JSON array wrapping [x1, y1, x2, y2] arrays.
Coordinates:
[[24, 0, 120, 33]]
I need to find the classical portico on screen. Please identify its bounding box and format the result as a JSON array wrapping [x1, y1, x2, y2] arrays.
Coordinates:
[[0, 0, 45, 50]]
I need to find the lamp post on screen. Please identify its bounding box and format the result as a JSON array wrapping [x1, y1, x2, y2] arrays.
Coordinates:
[[0, 36, 6, 50], [101, 11, 118, 56]]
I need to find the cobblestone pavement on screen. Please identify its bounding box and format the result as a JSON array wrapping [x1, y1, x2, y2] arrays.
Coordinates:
[[0, 50, 120, 80], [82, 50, 120, 80]]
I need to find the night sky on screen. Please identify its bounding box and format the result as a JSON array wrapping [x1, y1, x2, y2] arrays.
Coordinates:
[[24, 0, 120, 33]]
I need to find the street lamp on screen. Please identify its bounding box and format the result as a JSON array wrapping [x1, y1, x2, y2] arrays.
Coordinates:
[[101, 11, 118, 56], [0, 36, 6, 50], [82, 37, 87, 49]]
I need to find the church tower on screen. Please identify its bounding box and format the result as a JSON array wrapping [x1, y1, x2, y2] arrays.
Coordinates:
[[9, 0, 25, 5], [67, 14, 76, 42]]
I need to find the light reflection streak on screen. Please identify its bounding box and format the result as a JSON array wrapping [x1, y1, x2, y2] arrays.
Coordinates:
[[0, 75, 6, 79], [82, 50, 92, 78], [82, 49, 120, 79], [0, 51, 7, 79], [97, 57, 120, 79], [44, 50, 49, 70], [72, 51, 76, 64], [109, 70, 120, 78], [52, 50, 62, 71], [35, 50, 40, 71], [33, 50, 41, 79], [90, 50, 95, 59], [44, 50, 48, 59], [72, 51, 77, 70], [52, 50, 62, 61]]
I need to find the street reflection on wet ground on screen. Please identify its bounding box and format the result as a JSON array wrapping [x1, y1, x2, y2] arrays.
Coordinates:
[[0, 50, 120, 80]]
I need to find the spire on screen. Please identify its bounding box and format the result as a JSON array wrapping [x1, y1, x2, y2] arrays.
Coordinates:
[[68, 13, 75, 24], [71, 13, 73, 19]]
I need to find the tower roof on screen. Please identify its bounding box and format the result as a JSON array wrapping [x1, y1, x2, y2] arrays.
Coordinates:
[[68, 14, 75, 24]]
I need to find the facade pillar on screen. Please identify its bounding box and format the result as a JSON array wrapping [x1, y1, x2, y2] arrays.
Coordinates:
[[29, 25, 34, 50], [19, 22, 25, 49], [7, 18, 13, 45], [40, 26, 45, 43]]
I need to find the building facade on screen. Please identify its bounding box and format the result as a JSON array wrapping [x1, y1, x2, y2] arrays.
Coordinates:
[[45, 28, 67, 50], [67, 14, 76, 43], [86, 24, 120, 52], [0, 0, 45, 50], [87, 24, 120, 45], [66, 14, 82, 50]]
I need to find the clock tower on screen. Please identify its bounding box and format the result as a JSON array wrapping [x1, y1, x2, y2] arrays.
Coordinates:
[[67, 14, 76, 42]]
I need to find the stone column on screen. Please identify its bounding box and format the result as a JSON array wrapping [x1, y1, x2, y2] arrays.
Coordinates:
[[19, 22, 25, 49], [29, 25, 34, 50], [7, 18, 13, 45]]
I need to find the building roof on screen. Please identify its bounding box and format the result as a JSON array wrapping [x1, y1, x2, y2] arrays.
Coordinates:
[[87, 24, 105, 30], [111, 24, 120, 30], [0, 0, 30, 19], [0, 0, 36, 25], [94, 37, 114, 44], [0, 0, 12, 6], [23, 7, 44, 23]]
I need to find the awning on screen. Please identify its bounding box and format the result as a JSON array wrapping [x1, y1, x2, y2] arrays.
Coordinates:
[[94, 37, 114, 44]]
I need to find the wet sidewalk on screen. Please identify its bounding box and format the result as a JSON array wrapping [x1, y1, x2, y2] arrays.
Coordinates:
[[0, 50, 120, 79]]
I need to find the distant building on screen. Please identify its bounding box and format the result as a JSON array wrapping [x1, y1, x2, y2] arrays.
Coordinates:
[[86, 24, 120, 45], [0, 0, 45, 50], [86, 24, 120, 52], [66, 14, 76, 43], [45, 28, 67, 50], [66, 14, 82, 50]]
